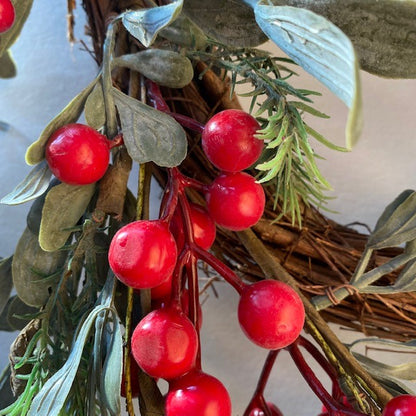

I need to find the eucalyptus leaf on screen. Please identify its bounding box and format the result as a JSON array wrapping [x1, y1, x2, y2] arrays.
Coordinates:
[[0, 366, 14, 409], [122, 0, 183, 48], [25, 77, 98, 165], [101, 316, 122, 415], [39, 182, 96, 252], [114, 49, 194, 88], [6, 296, 38, 331], [0, 257, 13, 315], [27, 304, 117, 416], [112, 88, 187, 167], [1, 160, 52, 206], [183, 0, 268, 47], [367, 190, 416, 249], [271, 0, 416, 78], [254, 3, 362, 148], [84, 79, 106, 130], [0, 0, 33, 57], [13, 227, 67, 307], [0, 50, 16, 78], [0, 298, 15, 331], [158, 15, 207, 49]]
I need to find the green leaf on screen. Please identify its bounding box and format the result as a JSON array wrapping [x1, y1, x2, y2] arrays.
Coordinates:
[[122, 0, 184, 48], [101, 316, 122, 415], [367, 190, 416, 249], [39, 183, 96, 252], [158, 15, 207, 49], [273, 0, 416, 78], [1, 161, 51, 206], [27, 305, 117, 416], [0, 257, 13, 315], [305, 125, 349, 152], [25, 77, 98, 165], [254, 3, 362, 148], [0, 0, 33, 57], [112, 88, 187, 167], [6, 296, 38, 331], [183, 0, 268, 47], [0, 367, 14, 409], [84, 79, 106, 130], [13, 227, 67, 307], [114, 49, 194, 89], [0, 50, 16, 78]]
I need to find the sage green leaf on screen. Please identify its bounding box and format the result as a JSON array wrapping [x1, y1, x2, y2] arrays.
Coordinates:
[[114, 49, 194, 89], [0, 0, 33, 57], [101, 315, 122, 415], [0, 257, 13, 315], [27, 304, 116, 416], [0, 298, 15, 331], [0, 366, 14, 409], [0, 50, 16, 78], [183, 0, 267, 47], [1, 160, 51, 205], [25, 77, 98, 165], [122, 0, 184, 48], [271, 0, 416, 78], [254, 3, 362, 148], [159, 15, 207, 49], [112, 88, 187, 167], [84, 79, 106, 130], [12, 227, 67, 307], [367, 190, 416, 249], [39, 182, 95, 252]]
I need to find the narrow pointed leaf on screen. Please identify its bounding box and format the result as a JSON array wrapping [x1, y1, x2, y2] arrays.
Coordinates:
[[254, 3, 362, 148], [122, 1, 184, 48], [112, 88, 187, 167], [84, 80, 106, 130], [25, 77, 98, 165], [39, 183, 96, 252], [1, 161, 51, 205], [0, 50, 16, 78], [367, 190, 416, 249], [183, 0, 267, 47], [0, 0, 33, 56]]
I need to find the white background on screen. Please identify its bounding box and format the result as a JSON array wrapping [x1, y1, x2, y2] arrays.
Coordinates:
[[0, 1, 416, 415]]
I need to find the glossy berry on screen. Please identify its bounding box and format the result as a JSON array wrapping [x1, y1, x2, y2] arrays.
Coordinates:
[[170, 203, 216, 251], [151, 272, 173, 299], [45, 123, 110, 185], [0, 0, 15, 33], [131, 307, 198, 380], [249, 403, 283, 416], [205, 172, 265, 231], [151, 288, 203, 330], [202, 109, 263, 172], [166, 370, 232, 416], [108, 220, 177, 289], [382, 395, 416, 416], [238, 280, 305, 349]]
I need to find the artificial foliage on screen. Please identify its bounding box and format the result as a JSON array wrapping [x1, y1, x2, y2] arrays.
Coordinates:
[[0, 0, 416, 415]]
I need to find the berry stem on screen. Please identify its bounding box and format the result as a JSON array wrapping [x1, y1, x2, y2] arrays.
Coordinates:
[[193, 245, 246, 295], [288, 340, 366, 416], [146, 80, 205, 133]]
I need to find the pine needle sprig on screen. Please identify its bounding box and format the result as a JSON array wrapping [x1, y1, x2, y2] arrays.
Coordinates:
[[189, 41, 348, 225]]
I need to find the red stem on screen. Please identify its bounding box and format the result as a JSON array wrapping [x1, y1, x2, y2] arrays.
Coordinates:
[[193, 245, 246, 295]]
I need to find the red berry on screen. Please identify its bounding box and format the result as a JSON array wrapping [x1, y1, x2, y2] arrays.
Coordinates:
[[238, 280, 305, 349], [166, 370, 232, 416], [108, 220, 177, 289], [249, 403, 283, 416], [170, 203, 216, 251], [202, 109, 263, 172], [205, 172, 265, 231], [151, 272, 173, 299], [382, 395, 416, 416], [131, 307, 198, 380], [0, 0, 15, 33], [45, 123, 110, 185]]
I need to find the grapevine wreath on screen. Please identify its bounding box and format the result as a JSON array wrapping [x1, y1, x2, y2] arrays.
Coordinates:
[[0, 0, 416, 415]]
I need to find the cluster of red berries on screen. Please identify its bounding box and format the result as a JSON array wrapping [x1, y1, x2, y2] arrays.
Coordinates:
[[0, 0, 15, 33]]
